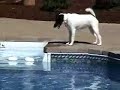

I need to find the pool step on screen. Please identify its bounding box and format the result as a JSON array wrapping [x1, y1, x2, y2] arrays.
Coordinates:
[[0, 42, 51, 71], [0, 56, 42, 65], [0, 56, 51, 71]]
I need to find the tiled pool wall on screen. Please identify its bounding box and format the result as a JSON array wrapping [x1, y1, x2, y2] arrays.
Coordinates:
[[51, 53, 108, 63], [44, 52, 120, 64], [43, 52, 120, 64], [88, 49, 120, 61]]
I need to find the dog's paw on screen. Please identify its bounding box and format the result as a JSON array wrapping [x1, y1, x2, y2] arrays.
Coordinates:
[[97, 43, 102, 46], [66, 42, 73, 46], [66, 42, 69, 45], [93, 41, 97, 45], [93, 42, 102, 46]]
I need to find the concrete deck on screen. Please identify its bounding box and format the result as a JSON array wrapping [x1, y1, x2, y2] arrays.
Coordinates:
[[0, 18, 120, 55]]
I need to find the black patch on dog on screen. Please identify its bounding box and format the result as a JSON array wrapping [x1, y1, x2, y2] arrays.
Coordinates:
[[54, 14, 64, 29]]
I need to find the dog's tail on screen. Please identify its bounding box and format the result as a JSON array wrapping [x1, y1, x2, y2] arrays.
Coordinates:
[[85, 8, 96, 17]]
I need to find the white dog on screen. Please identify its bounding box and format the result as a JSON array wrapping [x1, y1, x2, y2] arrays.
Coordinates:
[[54, 8, 102, 46]]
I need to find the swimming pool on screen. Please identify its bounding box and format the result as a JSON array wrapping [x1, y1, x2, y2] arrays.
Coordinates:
[[0, 54, 120, 90], [0, 42, 120, 90]]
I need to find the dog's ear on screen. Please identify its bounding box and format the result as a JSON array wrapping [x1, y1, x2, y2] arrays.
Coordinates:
[[54, 10, 63, 19], [54, 14, 64, 29]]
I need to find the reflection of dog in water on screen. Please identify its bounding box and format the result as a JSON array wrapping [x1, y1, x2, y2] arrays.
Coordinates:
[[54, 8, 102, 46]]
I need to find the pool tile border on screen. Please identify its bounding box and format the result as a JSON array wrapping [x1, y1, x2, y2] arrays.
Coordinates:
[[88, 49, 120, 60], [44, 46, 120, 60]]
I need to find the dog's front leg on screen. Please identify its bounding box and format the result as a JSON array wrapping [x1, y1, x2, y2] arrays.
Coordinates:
[[66, 29, 72, 45], [66, 27, 76, 46]]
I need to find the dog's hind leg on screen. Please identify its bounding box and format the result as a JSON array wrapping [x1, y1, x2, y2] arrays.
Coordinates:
[[89, 26, 98, 45], [92, 25, 102, 46]]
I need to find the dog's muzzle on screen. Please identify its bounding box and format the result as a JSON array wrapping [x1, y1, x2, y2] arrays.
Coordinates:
[[54, 23, 60, 29]]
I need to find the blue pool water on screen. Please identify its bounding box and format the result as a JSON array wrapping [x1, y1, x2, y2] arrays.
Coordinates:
[[0, 42, 120, 90], [0, 55, 120, 90]]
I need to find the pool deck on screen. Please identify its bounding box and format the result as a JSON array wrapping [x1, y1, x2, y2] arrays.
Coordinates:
[[0, 18, 120, 57]]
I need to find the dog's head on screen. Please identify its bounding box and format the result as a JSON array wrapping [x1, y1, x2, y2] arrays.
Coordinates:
[[54, 13, 64, 29]]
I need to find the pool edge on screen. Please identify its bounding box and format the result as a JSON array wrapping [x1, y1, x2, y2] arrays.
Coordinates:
[[44, 46, 120, 60]]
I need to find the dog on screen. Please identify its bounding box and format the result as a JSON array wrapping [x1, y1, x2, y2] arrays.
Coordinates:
[[53, 8, 102, 46]]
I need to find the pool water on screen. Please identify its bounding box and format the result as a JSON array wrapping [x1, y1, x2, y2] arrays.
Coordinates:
[[0, 55, 120, 90]]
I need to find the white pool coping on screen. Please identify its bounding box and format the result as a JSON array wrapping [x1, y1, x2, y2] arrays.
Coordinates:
[[0, 41, 48, 59], [0, 41, 48, 48]]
